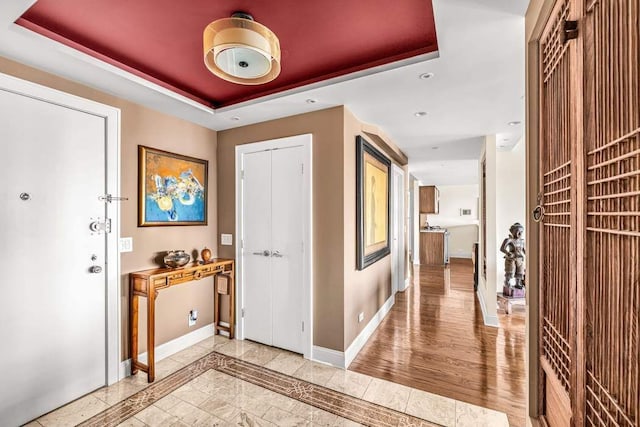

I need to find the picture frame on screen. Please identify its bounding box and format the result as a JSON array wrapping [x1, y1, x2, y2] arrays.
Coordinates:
[[356, 135, 391, 270], [138, 145, 208, 226]]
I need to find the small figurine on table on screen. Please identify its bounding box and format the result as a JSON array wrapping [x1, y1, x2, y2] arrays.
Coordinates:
[[500, 222, 526, 297]]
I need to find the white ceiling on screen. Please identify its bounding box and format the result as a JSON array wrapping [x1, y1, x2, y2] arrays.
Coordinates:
[[0, 0, 529, 186]]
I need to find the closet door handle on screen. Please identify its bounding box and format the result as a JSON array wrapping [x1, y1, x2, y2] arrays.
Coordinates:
[[252, 250, 271, 257]]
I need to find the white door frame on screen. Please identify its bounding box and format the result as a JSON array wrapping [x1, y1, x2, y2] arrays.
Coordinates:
[[391, 164, 406, 294], [235, 134, 313, 359], [0, 72, 121, 385]]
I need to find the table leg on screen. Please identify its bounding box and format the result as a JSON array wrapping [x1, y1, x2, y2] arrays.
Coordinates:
[[147, 284, 156, 382], [214, 275, 220, 335], [130, 280, 139, 375]]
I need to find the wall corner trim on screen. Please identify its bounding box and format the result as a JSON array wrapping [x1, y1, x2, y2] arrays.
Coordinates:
[[476, 290, 500, 328], [119, 323, 215, 379], [345, 294, 396, 368], [312, 346, 345, 368]]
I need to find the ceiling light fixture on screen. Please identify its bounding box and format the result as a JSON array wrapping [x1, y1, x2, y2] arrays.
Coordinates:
[[419, 72, 435, 80], [306, 99, 317, 104], [508, 121, 521, 126], [414, 111, 428, 117], [203, 12, 281, 85], [230, 116, 240, 121]]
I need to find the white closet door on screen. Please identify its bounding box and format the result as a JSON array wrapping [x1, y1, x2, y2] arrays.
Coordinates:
[[241, 150, 273, 345], [0, 88, 107, 426], [271, 146, 305, 353]]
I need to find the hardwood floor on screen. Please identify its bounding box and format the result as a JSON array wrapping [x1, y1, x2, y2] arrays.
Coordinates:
[[349, 258, 526, 427]]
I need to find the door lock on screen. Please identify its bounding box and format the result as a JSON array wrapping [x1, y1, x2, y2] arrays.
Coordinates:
[[89, 265, 103, 274], [89, 218, 111, 234]]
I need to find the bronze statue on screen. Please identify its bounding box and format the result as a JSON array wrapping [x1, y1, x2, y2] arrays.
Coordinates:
[[500, 223, 526, 289]]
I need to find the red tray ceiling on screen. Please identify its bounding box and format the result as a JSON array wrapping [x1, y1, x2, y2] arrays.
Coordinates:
[[18, 0, 438, 107]]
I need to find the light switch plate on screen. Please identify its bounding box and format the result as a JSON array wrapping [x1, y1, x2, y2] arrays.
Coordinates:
[[119, 237, 133, 253], [221, 234, 233, 246]]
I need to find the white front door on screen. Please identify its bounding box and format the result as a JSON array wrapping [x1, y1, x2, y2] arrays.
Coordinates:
[[0, 85, 110, 425], [391, 165, 405, 293], [239, 137, 310, 355]]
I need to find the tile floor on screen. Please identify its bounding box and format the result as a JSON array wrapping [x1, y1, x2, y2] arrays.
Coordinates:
[[25, 336, 510, 427]]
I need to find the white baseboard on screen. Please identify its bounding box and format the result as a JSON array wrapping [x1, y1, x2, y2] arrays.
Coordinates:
[[119, 323, 215, 379], [476, 290, 499, 327], [450, 254, 472, 259], [312, 346, 345, 368], [311, 294, 395, 369], [344, 294, 395, 368]]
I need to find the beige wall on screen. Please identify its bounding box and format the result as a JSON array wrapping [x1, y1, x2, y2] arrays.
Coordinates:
[[217, 106, 405, 352], [216, 107, 346, 351], [0, 56, 218, 359], [343, 108, 393, 350], [496, 138, 527, 289]]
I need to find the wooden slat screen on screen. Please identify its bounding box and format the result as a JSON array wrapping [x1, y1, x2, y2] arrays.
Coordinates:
[[583, 0, 639, 425], [540, 0, 574, 395]]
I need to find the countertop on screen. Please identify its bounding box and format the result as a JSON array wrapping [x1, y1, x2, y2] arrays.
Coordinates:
[[420, 228, 448, 233]]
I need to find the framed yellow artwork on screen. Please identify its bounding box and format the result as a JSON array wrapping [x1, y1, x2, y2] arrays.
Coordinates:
[[356, 135, 391, 270]]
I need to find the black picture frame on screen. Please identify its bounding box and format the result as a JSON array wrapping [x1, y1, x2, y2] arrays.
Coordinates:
[[356, 135, 391, 270]]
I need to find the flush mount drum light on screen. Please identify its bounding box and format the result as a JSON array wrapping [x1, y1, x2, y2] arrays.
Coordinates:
[[203, 12, 281, 85]]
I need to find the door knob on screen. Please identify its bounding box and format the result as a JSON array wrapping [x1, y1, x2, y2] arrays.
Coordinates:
[[89, 265, 103, 274], [252, 250, 271, 257]]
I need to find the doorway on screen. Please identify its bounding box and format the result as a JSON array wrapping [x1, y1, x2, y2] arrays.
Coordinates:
[[235, 134, 312, 359], [391, 164, 406, 293], [0, 72, 120, 426]]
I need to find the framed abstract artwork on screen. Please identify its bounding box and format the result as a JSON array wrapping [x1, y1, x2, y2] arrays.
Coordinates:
[[138, 146, 208, 226], [356, 135, 391, 270]]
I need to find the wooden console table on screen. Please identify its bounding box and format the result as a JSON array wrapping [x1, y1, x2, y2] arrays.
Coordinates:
[[129, 258, 234, 382]]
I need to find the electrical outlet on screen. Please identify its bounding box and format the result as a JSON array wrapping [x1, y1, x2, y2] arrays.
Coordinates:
[[188, 309, 198, 327], [358, 312, 364, 323], [119, 237, 133, 253]]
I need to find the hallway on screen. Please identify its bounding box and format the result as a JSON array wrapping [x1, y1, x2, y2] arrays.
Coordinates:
[[349, 259, 526, 426]]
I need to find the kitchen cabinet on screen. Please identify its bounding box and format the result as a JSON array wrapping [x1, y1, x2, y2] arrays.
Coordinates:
[[419, 185, 439, 213], [419, 230, 449, 265]]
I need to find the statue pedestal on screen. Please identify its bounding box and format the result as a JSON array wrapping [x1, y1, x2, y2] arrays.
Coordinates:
[[503, 285, 525, 298]]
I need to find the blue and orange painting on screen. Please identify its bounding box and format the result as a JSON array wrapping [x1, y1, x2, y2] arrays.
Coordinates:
[[141, 148, 207, 225]]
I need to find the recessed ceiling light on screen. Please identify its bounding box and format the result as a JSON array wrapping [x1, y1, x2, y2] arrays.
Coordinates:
[[503, 139, 510, 142], [508, 121, 521, 126], [419, 72, 435, 80], [414, 111, 428, 117], [230, 116, 240, 121], [306, 98, 317, 104]]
